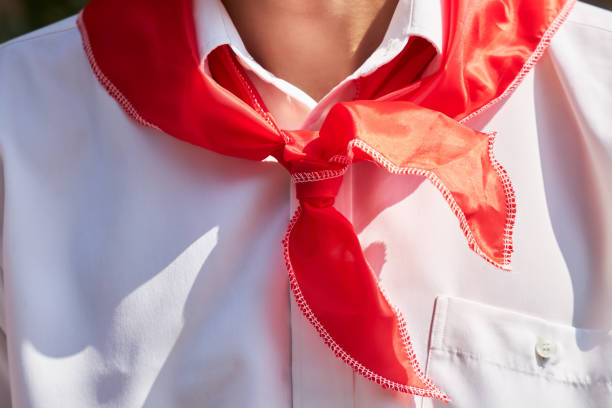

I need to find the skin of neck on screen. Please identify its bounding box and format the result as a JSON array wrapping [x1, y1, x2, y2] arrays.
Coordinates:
[[220, 0, 400, 102]]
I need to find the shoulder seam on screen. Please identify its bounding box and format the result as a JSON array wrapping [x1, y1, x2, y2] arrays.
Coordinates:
[[0, 26, 77, 51], [566, 19, 612, 34]]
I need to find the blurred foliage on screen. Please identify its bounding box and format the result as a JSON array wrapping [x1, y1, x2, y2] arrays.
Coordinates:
[[1, 0, 611, 44], [0, 0, 89, 43]]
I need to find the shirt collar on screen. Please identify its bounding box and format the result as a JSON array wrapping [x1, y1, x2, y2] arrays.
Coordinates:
[[193, 0, 444, 78]]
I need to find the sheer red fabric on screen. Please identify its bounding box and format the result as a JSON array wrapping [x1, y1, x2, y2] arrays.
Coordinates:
[[77, 0, 574, 401]]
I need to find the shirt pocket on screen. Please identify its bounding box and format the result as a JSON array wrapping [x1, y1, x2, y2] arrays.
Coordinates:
[[421, 295, 612, 408]]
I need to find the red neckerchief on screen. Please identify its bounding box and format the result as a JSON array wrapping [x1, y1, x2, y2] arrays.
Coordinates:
[[77, 0, 575, 401]]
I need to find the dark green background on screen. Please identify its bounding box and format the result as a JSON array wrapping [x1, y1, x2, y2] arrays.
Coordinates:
[[1, 0, 610, 44], [1, 0, 87, 43]]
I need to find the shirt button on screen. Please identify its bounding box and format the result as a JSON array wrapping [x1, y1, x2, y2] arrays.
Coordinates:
[[535, 338, 557, 360]]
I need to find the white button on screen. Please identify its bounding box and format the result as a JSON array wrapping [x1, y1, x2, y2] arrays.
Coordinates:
[[535, 338, 557, 360]]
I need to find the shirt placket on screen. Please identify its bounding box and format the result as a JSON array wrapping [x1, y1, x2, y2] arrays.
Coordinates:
[[287, 83, 358, 408]]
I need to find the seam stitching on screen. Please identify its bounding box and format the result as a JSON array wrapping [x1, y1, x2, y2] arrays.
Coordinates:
[[224, 46, 291, 144], [289, 134, 515, 270], [283, 206, 450, 402], [430, 347, 612, 387], [459, 0, 577, 124], [350, 138, 514, 270], [565, 20, 612, 34], [76, 12, 160, 131], [0, 25, 76, 51]]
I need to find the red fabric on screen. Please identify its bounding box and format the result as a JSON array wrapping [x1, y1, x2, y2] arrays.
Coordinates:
[[77, 0, 573, 401]]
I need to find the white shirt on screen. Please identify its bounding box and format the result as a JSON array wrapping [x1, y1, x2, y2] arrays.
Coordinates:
[[0, 1, 610, 407]]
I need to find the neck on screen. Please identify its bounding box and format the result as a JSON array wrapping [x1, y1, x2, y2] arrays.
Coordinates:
[[220, 0, 399, 101]]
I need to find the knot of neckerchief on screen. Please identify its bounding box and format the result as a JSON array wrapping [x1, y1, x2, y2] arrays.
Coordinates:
[[277, 100, 513, 401], [77, 0, 574, 400]]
